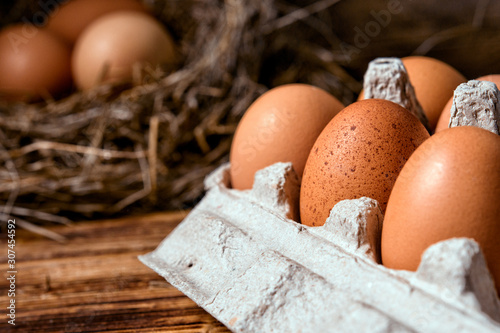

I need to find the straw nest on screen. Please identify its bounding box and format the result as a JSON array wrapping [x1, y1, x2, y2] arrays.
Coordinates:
[[1, 0, 499, 238]]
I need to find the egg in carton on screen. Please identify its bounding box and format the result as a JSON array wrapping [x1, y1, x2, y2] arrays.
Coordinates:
[[140, 161, 500, 332], [140, 59, 500, 332]]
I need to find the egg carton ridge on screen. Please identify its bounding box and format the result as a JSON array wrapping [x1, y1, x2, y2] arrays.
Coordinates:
[[139, 162, 500, 333]]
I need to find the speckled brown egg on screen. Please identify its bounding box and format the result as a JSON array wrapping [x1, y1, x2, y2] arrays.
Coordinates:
[[381, 126, 500, 295], [401, 56, 466, 131], [230, 84, 344, 190], [435, 74, 500, 132], [300, 99, 429, 227]]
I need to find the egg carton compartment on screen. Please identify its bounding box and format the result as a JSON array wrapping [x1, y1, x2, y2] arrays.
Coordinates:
[[139, 162, 500, 333]]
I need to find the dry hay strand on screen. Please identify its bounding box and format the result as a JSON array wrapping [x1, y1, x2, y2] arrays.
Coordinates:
[[0, 0, 363, 238]]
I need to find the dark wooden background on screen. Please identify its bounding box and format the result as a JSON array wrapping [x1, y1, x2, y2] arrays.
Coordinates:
[[0, 212, 230, 332]]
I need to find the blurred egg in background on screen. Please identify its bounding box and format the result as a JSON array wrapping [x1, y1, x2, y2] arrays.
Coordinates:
[[0, 0, 177, 101], [45, 0, 148, 45], [71, 11, 177, 90], [0, 24, 72, 101]]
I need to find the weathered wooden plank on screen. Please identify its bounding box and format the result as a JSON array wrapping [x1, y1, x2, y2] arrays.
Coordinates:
[[0, 211, 230, 332]]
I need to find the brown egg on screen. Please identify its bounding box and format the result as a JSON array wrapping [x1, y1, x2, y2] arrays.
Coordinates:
[[0, 24, 72, 101], [381, 126, 500, 294], [476, 74, 500, 85], [434, 95, 455, 133], [401, 56, 466, 131], [300, 99, 429, 227], [230, 84, 344, 190], [72, 11, 176, 90], [46, 0, 147, 45], [435, 74, 500, 132]]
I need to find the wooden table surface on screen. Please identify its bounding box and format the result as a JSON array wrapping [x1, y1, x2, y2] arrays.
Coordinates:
[[0, 211, 231, 332]]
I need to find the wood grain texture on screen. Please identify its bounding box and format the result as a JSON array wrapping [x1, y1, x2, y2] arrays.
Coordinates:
[[0, 211, 230, 332]]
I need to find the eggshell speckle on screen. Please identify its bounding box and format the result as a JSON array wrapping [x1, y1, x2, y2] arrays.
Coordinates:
[[230, 84, 344, 190], [401, 56, 466, 130], [0, 24, 72, 101], [72, 11, 176, 90], [435, 74, 500, 132], [381, 126, 500, 295], [300, 99, 429, 227]]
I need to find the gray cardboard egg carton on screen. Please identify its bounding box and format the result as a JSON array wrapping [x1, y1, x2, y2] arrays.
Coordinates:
[[140, 162, 500, 333]]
